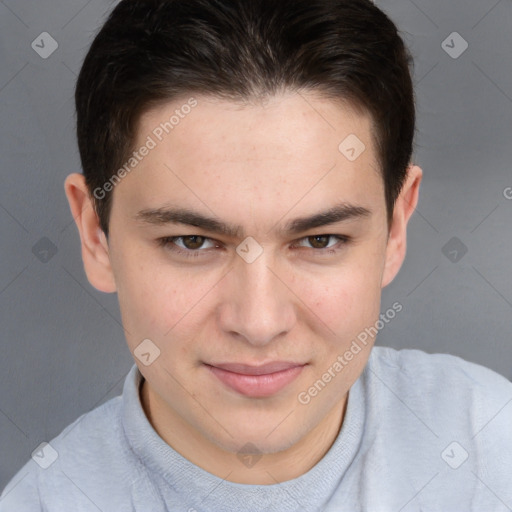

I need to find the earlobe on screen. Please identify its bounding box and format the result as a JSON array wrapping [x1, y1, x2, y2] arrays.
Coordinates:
[[381, 164, 423, 289], [63, 173, 117, 293]]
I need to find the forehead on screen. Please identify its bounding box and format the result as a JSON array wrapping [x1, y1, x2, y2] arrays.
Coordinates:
[[137, 91, 376, 161], [119, 91, 384, 232]]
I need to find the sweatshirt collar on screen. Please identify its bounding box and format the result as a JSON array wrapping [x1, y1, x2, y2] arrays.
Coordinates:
[[121, 360, 368, 512]]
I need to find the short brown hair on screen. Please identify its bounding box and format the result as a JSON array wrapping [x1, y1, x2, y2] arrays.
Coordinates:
[[75, 0, 415, 237]]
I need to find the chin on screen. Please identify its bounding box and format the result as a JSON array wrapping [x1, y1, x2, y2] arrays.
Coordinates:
[[203, 422, 306, 456]]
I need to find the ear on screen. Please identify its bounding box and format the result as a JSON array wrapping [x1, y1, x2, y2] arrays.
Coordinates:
[[63, 173, 117, 293], [381, 164, 423, 289]]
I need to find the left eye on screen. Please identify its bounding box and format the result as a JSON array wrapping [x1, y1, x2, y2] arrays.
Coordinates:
[[295, 235, 345, 250]]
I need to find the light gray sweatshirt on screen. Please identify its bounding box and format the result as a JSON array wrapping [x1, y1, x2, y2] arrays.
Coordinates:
[[2, 346, 511, 511]]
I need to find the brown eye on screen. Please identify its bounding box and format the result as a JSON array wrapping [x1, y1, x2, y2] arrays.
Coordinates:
[[292, 234, 351, 254], [158, 235, 217, 257], [181, 235, 207, 250], [307, 235, 331, 249]]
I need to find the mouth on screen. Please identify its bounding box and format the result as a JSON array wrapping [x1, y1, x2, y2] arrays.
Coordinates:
[[204, 361, 307, 398]]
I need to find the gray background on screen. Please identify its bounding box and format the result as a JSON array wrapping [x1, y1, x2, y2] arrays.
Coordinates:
[[1, 0, 511, 491]]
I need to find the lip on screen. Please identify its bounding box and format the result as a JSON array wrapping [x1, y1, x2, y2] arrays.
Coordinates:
[[205, 361, 306, 398]]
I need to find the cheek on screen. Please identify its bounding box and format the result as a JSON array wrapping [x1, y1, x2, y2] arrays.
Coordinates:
[[120, 262, 221, 349], [112, 252, 185, 339], [308, 263, 381, 322], [138, 279, 196, 333]]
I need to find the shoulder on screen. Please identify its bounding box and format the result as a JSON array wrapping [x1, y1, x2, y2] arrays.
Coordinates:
[[357, 346, 512, 505], [0, 395, 138, 511], [366, 345, 512, 448], [369, 345, 512, 395]]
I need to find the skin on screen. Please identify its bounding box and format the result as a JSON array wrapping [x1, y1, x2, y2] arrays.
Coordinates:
[[64, 90, 422, 485]]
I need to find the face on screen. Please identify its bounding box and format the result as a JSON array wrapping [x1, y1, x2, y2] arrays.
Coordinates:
[[70, 91, 416, 457]]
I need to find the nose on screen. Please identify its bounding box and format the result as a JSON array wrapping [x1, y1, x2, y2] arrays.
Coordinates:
[[218, 249, 296, 347]]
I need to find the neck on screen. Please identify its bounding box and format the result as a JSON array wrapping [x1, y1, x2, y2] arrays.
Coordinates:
[[139, 378, 347, 484]]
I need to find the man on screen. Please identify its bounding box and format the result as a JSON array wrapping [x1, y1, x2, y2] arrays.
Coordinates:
[[1, 0, 511, 510]]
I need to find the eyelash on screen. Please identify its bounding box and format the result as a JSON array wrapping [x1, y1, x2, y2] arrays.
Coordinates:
[[157, 234, 352, 259]]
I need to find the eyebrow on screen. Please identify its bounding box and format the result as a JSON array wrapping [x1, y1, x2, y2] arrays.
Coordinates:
[[134, 202, 372, 238]]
